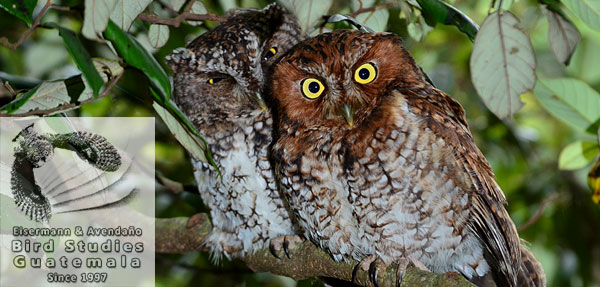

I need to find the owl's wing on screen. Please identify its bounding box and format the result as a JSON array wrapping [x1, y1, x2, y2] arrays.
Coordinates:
[[395, 87, 520, 286], [37, 149, 133, 212]]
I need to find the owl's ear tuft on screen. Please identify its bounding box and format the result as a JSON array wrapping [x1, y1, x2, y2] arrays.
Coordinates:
[[365, 35, 431, 89], [165, 48, 191, 73], [264, 2, 286, 17]]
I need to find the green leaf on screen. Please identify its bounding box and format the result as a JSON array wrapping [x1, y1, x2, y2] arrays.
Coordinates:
[[153, 101, 207, 162], [407, 19, 424, 41], [0, 77, 83, 115], [562, 0, 600, 31], [407, 15, 434, 41], [492, 0, 514, 10], [110, 0, 152, 31], [92, 57, 125, 80], [79, 58, 125, 101], [82, 0, 117, 41], [586, 118, 600, 134], [55, 25, 104, 98], [0, 0, 36, 26], [325, 14, 374, 33], [355, 8, 389, 32], [153, 94, 220, 175], [148, 24, 170, 48], [0, 71, 41, 89], [350, 0, 389, 32], [0, 84, 40, 113], [218, 0, 236, 11], [558, 141, 600, 170], [159, 0, 186, 11], [535, 77, 600, 131], [541, 5, 581, 65], [186, 1, 206, 26], [470, 11, 536, 119], [104, 20, 171, 102], [417, 0, 479, 41], [279, 0, 333, 35]]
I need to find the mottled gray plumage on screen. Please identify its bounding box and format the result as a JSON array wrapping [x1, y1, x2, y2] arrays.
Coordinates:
[[270, 30, 544, 286], [166, 3, 301, 261]]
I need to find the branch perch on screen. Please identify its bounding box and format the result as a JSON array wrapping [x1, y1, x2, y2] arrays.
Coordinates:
[[155, 214, 475, 287], [137, 0, 226, 27]]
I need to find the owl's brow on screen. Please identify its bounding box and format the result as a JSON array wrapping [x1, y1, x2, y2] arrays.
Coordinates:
[[286, 55, 324, 76], [197, 71, 230, 78]]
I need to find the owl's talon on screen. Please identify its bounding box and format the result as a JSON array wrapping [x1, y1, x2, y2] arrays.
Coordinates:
[[369, 261, 380, 287], [269, 234, 302, 259], [351, 262, 361, 284], [269, 243, 281, 259], [283, 238, 291, 258], [395, 258, 411, 287]]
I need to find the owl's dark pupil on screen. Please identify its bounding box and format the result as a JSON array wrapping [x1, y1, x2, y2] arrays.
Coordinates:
[[359, 68, 370, 80], [308, 82, 320, 93]]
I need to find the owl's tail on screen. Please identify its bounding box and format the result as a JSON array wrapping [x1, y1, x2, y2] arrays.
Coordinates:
[[517, 245, 546, 287]]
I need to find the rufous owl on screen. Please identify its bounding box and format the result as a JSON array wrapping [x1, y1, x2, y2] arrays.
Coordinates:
[[270, 29, 545, 287]]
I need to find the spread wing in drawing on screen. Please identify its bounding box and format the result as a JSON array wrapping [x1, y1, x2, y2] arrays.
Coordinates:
[[7, 123, 133, 223]]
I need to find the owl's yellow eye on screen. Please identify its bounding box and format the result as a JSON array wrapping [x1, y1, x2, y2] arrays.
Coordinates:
[[301, 78, 325, 99], [354, 63, 377, 84], [208, 78, 224, 85], [264, 47, 277, 60]]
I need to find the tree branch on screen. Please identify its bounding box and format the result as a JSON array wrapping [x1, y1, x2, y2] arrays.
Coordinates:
[[3, 81, 16, 97], [137, 0, 226, 27], [0, 71, 123, 117], [518, 192, 560, 232], [347, 2, 396, 18], [0, 0, 70, 50], [155, 214, 476, 287]]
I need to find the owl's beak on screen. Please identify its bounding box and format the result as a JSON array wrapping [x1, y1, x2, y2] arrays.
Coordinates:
[[341, 104, 354, 127], [255, 92, 267, 111]]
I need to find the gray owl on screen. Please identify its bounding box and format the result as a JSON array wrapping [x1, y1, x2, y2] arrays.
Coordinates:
[[270, 30, 545, 286], [165, 3, 302, 261]]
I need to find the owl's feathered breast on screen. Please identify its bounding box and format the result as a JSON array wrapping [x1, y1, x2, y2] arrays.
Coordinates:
[[274, 85, 519, 283]]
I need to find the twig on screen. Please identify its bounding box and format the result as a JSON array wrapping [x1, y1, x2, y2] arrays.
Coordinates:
[[137, 0, 226, 27], [138, 13, 226, 26], [347, 2, 396, 18], [0, 1, 70, 50], [156, 172, 199, 194], [155, 214, 476, 287], [3, 81, 16, 97], [518, 193, 560, 232], [1, 72, 123, 117], [489, 0, 505, 15]]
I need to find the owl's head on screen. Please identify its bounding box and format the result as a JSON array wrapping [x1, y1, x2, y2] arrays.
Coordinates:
[[167, 3, 300, 119], [271, 30, 428, 129]]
